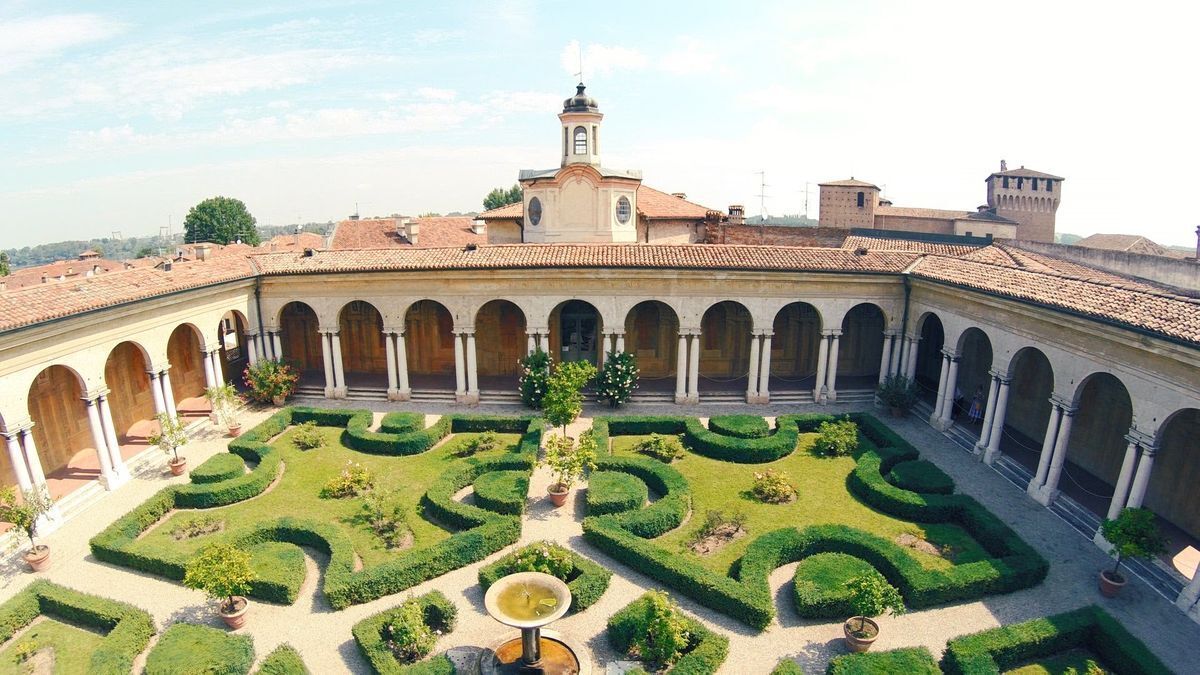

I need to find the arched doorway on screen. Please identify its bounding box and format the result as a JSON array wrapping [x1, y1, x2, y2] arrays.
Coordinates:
[[1146, 409, 1200, 554], [104, 341, 158, 441], [999, 347, 1055, 474], [166, 324, 207, 418], [217, 311, 248, 386], [405, 300, 456, 390], [476, 300, 527, 390], [953, 328, 994, 427], [698, 301, 751, 392], [27, 365, 97, 498], [624, 301, 679, 395], [770, 302, 821, 393], [1059, 373, 1133, 516], [339, 301, 386, 389], [279, 302, 323, 385], [550, 300, 602, 365], [912, 313, 944, 403], [837, 303, 885, 389]]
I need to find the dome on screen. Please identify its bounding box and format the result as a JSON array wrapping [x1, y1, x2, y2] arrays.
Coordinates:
[[562, 84, 599, 113]]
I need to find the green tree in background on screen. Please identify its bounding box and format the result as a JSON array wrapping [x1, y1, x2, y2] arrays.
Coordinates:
[[183, 196, 260, 245], [483, 184, 523, 211], [0, 251, 9, 276]]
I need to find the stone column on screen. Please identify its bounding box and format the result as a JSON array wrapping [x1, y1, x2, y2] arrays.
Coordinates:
[[1124, 444, 1157, 509], [878, 332, 894, 385], [202, 349, 217, 390], [396, 332, 411, 400], [454, 333, 467, 402], [687, 332, 701, 403], [674, 334, 688, 404], [3, 432, 33, 493], [160, 369, 178, 419], [825, 330, 841, 402], [1035, 405, 1075, 506], [1105, 437, 1141, 520], [527, 332, 537, 355], [330, 331, 347, 398], [813, 332, 830, 403], [1177, 572, 1200, 618], [615, 331, 625, 353], [210, 350, 224, 384], [974, 374, 1001, 453], [890, 334, 905, 377], [745, 333, 761, 402], [84, 397, 116, 488], [272, 332, 283, 361], [1029, 402, 1062, 496], [465, 330, 480, 404], [937, 356, 961, 427], [18, 428, 60, 528], [758, 333, 773, 403], [384, 332, 399, 400], [320, 332, 336, 398], [245, 333, 259, 365], [98, 393, 129, 482], [931, 352, 951, 426], [982, 377, 1010, 465], [148, 371, 167, 417], [904, 335, 920, 380]]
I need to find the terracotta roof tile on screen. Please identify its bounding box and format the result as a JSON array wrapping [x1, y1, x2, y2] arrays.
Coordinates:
[[875, 206, 969, 220], [841, 235, 981, 257], [478, 185, 715, 221], [819, 178, 880, 189], [330, 217, 484, 249]]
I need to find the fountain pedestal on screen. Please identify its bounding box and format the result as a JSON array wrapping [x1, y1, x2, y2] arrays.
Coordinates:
[[481, 572, 586, 674]]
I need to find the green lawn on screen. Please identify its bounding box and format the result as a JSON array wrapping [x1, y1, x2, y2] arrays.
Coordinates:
[[134, 425, 523, 570], [0, 617, 105, 675], [1006, 648, 1109, 675], [608, 432, 988, 575]]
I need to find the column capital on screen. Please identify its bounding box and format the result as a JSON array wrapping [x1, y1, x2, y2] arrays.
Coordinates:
[[883, 328, 900, 338], [459, 327, 476, 336], [321, 328, 340, 337], [680, 326, 701, 336], [244, 328, 261, 337], [820, 328, 836, 337], [382, 326, 405, 335], [608, 328, 625, 336], [988, 367, 1008, 380], [757, 330, 774, 338], [940, 347, 958, 359], [3, 417, 34, 435], [1125, 429, 1155, 448], [81, 387, 110, 402], [1049, 394, 1074, 411], [1139, 443, 1158, 458]]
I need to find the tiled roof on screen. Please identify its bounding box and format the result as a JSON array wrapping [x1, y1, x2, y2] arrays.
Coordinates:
[[252, 244, 918, 276], [0, 255, 257, 332], [478, 185, 715, 221], [841, 236, 982, 257], [988, 167, 1064, 180], [330, 217, 484, 249], [875, 206, 969, 220], [912, 255, 1200, 344], [1075, 233, 1166, 254], [2, 258, 129, 290], [819, 178, 880, 189], [259, 232, 327, 252]]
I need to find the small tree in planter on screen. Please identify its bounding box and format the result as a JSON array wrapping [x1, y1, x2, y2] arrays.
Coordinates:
[[150, 412, 190, 476], [243, 359, 299, 406], [843, 573, 905, 652], [205, 383, 242, 436], [542, 360, 596, 437], [1098, 507, 1166, 597], [0, 486, 56, 572], [541, 431, 598, 507], [877, 374, 918, 417], [597, 350, 639, 408], [183, 543, 257, 629], [518, 349, 551, 409]]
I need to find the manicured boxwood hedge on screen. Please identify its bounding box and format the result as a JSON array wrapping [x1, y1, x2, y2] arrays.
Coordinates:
[[583, 412, 1047, 630], [887, 460, 955, 495], [352, 590, 457, 675], [472, 470, 529, 515], [793, 552, 887, 619], [257, 644, 309, 674], [89, 408, 542, 610], [146, 623, 254, 675], [0, 580, 155, 675], [771, 660, 803, 675], [941, 605, 1170, 675], [189, 452, 246, 484], [828, 647, 940, 674], [708, 414, 771, 439], [587, 471, 648, 515], [607, 592, 729, 675], [478, 541, 613, 613]]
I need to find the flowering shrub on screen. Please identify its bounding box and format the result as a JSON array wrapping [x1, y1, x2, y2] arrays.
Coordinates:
[[320, 460, 374, 499], [292, 421, 325, 450], [751, 469, 797, 503], [628, 590, 692, 668], [633, 433, 685, 463], [383, 599, 436, 663], [242, 359, 299, 403], [512, 541, 575, 579], [456, 430, 499, 457], [812, 417, 859, 457], [518, 349, 550, 409], [597, 350, 639, 407], [362, 489, 411, 549]]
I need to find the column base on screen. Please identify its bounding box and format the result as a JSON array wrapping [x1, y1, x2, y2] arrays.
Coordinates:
[[386, 389, 402, 402], [1092, 530, 1114, 552], [1032, 484, 1059, 507], [397, 389, 412, 401], [324, 387, 336, 399], [455, 391, 479, 404], [685, 394, 700, 405], [333, 387, 348, 399], [35, 510, 62, 536], [930, 415, 952, 431], [102, 471, 132, 491], [746, 393, 769, 404], [827, 390, 838, 402], [982, 447, 1002, 465], [674, 393, 688, 405], [1176, 587, 1200, 614]]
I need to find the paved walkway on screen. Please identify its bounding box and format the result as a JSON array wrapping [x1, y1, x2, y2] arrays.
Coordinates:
[[1, 400, 1197, 673]]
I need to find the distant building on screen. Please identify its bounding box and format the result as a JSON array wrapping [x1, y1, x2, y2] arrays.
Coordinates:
[[1075, 233, 1175, 258]]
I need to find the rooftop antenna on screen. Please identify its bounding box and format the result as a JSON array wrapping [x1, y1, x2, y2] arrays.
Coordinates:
[[575, 42, 584, 84], [755, 170, 769, 219]]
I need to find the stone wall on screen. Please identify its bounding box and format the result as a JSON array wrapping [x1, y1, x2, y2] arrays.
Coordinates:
[[1011, 240, 1200, 293]]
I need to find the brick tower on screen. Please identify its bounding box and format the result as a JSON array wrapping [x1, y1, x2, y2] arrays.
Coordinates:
[[985, 161, 1063, 242]]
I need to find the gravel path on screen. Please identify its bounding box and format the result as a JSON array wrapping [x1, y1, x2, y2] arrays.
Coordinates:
[[0, 399, 1196, 674]]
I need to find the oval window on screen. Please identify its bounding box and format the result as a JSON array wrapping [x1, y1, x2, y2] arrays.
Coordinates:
[[615, 196, 631, 224], [528, 197, 542, 227]]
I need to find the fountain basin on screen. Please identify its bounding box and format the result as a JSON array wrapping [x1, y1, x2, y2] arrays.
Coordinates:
[[483, 571, 572, 629]]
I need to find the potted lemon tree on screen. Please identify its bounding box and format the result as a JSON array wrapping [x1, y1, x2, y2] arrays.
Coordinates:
[[541, 432, 597, 507], [877, 374, 918, 418], [205, 383, 243, 437], [0, 486, 56, 572], [1098, 507, 1165, 597], [184, 543, 257, 629], [843, 574, 905, 652], [150, 412, 190, 476]]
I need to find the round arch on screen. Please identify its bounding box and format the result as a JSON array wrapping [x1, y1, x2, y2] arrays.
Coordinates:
[[26, 365, 93, 492], [405, 299, 456, 380], [912, 312, 945, 402], [1003, 347, 1055, 453], [476, 300, 527, 380], [279, 301, 323, 378], [216, 310, 249, 385], [770, 302, 821, 389], [1063, 373, 1133, 513], [549, 299, 603, 365], [166, 323, 207, 411], [103, 341, 157, 439], [624, 300, 679, 381], [954, 328, 994, 424], [339, 300, 387, 383], [698, 300, 752, 390], [1146, 408, 1200, 542], [837, 302, 885, 385]]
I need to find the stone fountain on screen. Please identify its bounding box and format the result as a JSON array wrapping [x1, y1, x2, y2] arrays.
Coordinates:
[[481, 571, 585, 674]]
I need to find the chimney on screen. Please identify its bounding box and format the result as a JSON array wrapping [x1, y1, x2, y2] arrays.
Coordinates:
[[402, 218, 419, 246], [470, 219, 486, 235], [1195, 225, 1200, 260], [163, 260, 172, 272], [194, 243, 212, 261], [293, 224, 303, 246], [728, 204, 745, 226], [671, 192, 687, 200], [1000, 159, 1008, 172]]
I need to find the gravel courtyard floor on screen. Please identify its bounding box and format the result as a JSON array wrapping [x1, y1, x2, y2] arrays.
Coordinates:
[[1, 398, 1196, 674]]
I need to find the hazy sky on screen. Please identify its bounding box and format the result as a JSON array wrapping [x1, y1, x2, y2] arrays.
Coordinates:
[[2, 1, 1198, 248]]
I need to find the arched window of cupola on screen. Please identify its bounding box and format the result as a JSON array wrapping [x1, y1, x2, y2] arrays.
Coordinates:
[[574, 126, 587, 154]]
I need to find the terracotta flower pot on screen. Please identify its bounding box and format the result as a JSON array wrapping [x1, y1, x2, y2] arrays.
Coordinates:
[[220, 596, 249, 629], [547, 484, 570, 507], [1099, 570, 1127, 597], [272, 395, 286, 407], [23, 545, 50, 573], [843, 616, 879, 653], [169, 457, 188, 476], [227, 424, 243, 438]]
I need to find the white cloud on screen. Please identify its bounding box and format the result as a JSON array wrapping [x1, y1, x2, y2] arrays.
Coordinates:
[[659, 37, 723, 76], [417, 87, 457, 102], [411, 28, 464, 46], [0, 13, 123, 73]]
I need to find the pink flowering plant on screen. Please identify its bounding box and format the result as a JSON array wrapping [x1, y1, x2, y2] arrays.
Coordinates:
[[597, 350, 639, 407], [242, 359, 299, 403]]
